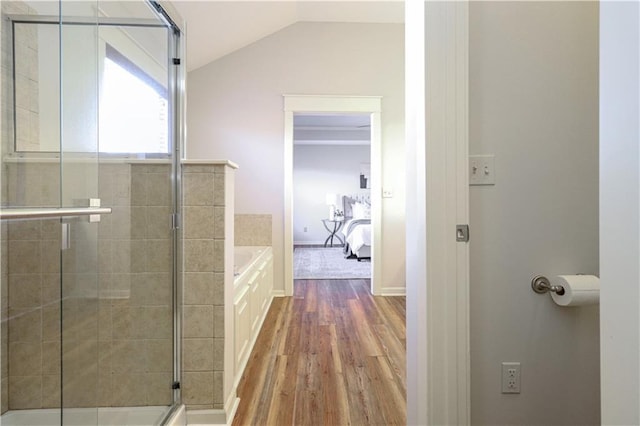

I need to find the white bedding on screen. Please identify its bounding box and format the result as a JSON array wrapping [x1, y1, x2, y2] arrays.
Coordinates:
[[342, 219, 372, 252]]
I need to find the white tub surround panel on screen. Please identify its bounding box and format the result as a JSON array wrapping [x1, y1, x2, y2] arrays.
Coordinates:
[[232, 247, 273, 391]]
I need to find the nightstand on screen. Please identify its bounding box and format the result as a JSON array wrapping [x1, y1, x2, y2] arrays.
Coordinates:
[[321, 219, 345, 247]]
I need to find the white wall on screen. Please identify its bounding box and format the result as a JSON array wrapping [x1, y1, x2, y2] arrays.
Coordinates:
[[469, 2, 600, 424], [187, 22, 405, 293], [293, 144, 370, 244], [600, 3, 640, 424]]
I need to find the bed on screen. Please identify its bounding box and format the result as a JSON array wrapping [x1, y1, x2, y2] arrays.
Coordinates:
[[341, 195, 372, 261]]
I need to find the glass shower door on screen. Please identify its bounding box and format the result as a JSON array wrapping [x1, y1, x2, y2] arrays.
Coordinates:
[[59, 2, 101, 422], [57, 1, 177, 424], [1, 1, 180, 423]]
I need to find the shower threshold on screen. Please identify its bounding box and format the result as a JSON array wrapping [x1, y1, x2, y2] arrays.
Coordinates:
[[0, 405, 171, 426]]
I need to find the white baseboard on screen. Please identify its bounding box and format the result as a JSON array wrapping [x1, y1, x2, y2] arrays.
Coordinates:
[[271, 289, 286, 297], [380, 287, 406, 296], [224, 395, 240, 425], [186, 391, 239, 425], [186, 409, 227, 426], [293, 241, 326, 246]]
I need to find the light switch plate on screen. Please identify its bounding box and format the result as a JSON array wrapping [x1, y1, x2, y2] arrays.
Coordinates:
[[469, 155, 496, 185]]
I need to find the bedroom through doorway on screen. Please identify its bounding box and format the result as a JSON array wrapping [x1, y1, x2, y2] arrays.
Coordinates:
[[283, 95, 382, 296], [292, 113, 373, 282]]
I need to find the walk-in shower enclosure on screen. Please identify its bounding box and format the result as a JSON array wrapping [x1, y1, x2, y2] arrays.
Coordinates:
[[0, 1, 184, 424]]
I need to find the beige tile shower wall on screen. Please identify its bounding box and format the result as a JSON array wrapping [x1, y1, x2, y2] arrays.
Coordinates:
[[6, 217, 62, 410], [1, 2, 42, 410], [2, 1, 40, 153], [0, 8, 4, 416], [1, 223, 7, 415], [0, 2, 6, 416], [93, 163, 173, 408], [0, 12, 6, 417], [2, 161, 62, 411], [234, 214, 272, 247], [0, 17, 4, 416], [181, 163, 231, 410], [2, 161, 174, 411], [4, 161, 100, 408]]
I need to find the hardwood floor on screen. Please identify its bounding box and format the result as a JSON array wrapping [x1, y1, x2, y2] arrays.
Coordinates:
[[232, 279, 406, 426]]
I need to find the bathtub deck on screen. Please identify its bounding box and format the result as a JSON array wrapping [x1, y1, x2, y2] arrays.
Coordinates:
[[232, 279, 406, 426]]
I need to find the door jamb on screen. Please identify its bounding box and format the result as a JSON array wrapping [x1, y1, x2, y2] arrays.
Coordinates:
[[283, 95, 383, 296], [406, 2, 470, 424]]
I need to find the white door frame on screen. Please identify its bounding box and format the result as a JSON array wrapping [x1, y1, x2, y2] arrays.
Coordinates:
[[406, 2, 470, 425], [599, 3, 640, 423], [283, 95, 383, 296]]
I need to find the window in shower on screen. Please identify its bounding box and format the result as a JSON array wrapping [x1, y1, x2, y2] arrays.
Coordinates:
[[10, 21, 171, 156], [99, 44, 169, 154]]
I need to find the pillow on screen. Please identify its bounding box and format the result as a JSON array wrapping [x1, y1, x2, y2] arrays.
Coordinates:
[[361, 202, 372, 219], [352, 202, 371, 220]]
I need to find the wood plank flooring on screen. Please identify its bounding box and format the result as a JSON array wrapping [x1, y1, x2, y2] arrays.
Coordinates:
[[232, 279, 406, 426]]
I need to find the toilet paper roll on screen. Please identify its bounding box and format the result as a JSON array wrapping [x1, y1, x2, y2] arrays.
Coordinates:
[[550, 275, 599, 307]]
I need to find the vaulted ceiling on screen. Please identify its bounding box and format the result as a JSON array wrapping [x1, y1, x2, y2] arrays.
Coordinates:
[[170, 1, 405, 71]]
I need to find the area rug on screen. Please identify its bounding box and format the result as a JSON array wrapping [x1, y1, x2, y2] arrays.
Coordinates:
[[293, 247, 371, 279]]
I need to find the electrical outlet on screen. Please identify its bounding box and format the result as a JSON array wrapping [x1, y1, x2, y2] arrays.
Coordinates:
[[501, 362, 521, 394], [303, 227, 308, 232]]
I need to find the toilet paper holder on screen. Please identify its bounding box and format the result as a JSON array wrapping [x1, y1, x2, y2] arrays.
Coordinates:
[[531, 275, 565, 295]]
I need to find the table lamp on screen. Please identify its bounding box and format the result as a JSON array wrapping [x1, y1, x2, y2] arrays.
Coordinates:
[[325, 193, 338, 220]]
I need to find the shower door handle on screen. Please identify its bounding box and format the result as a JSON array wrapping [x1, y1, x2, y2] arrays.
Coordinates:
[[61, 223, 71, 251]]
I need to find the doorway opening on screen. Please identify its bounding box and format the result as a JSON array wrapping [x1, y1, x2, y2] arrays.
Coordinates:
[[292, 113, 373, 281], [283, 95, 383, 296]]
